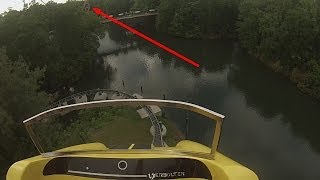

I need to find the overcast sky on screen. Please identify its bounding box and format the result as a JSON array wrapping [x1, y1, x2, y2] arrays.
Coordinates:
[[0, 0, 68, 14]]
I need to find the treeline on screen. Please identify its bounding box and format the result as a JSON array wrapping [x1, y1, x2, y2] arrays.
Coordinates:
[[133, 0, 320, 99], [156, 0, 239, 39], [88, 0, 133, 15], [0, 49, 50, 178], [88, 0, 159, 14], [89, 0, 239, 39], [128, 0, 320, 99], [0, 1, 104, 178], [237, 0, 320, 99], [0, 1, 104, 93]]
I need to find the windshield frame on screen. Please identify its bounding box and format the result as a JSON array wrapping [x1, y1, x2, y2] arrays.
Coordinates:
[[23, 99, 225, 159]]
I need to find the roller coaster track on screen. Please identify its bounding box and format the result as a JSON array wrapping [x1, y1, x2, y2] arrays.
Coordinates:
[[48, 89, 164, 147]]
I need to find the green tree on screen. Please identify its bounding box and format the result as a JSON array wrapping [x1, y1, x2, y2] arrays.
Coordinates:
[[237, 0, 320, 99], [156, 0, 178, 32], [89, 0, 133, 15], [156, 0, 238, 38], [207, 0, 239, 37], [168, 0, 202, 38], [132, 0, 160, 11], [0, 1, 105, 92], [0, 48, 50, 178]]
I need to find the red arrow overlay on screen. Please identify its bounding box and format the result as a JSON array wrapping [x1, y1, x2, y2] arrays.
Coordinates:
[[92, 7, 200, 68]]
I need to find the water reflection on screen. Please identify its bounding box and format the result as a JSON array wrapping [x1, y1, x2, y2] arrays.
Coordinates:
[[75, 58, 114, 91], [228, 51, 320, 153], [226, 57, 320, 177], [137, 33, 234, 73], [95, 24, 320, 180]]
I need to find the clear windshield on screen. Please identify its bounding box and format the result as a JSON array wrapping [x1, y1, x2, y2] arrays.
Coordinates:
[[26, 99, 222, 156]]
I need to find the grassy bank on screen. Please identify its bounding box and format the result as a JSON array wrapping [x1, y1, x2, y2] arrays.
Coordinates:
[[36, 106, 185, 151], [258, 58, 320, 100]]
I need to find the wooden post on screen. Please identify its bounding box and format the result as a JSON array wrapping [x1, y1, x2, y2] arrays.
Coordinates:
[[140, 86, 143, 93]]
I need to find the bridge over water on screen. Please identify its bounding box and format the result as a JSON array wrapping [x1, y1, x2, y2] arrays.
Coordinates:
[[101, 13, 158, 24], [97, 13, 158, 56]]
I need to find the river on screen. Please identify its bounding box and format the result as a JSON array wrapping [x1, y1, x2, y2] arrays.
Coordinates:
[[92, 24, 320, 180]]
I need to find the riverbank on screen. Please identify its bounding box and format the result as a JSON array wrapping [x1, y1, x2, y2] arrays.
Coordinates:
[[253, 55, 320, 101], [235, 0, 320, 102], [171, 33, 238, 41], [99, 36, 320, 180], [159, 25, 320, 102], [155, 26, 320, 101]]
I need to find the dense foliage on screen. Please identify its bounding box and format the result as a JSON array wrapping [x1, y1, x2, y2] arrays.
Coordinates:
[[156, 0, 239, 39], [132, 0, 160, 11], [90, 0, 239, 39], [237, 0, 320, 98], [0, 1, 104, 92], [88, 0, 133, 15], [35, 107, 118, 152], [0, 1, 105, 178], [0, 48, 50, 178]]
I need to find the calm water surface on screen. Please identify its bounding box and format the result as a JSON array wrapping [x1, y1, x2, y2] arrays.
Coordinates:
[[94, 27, 320, 180]]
